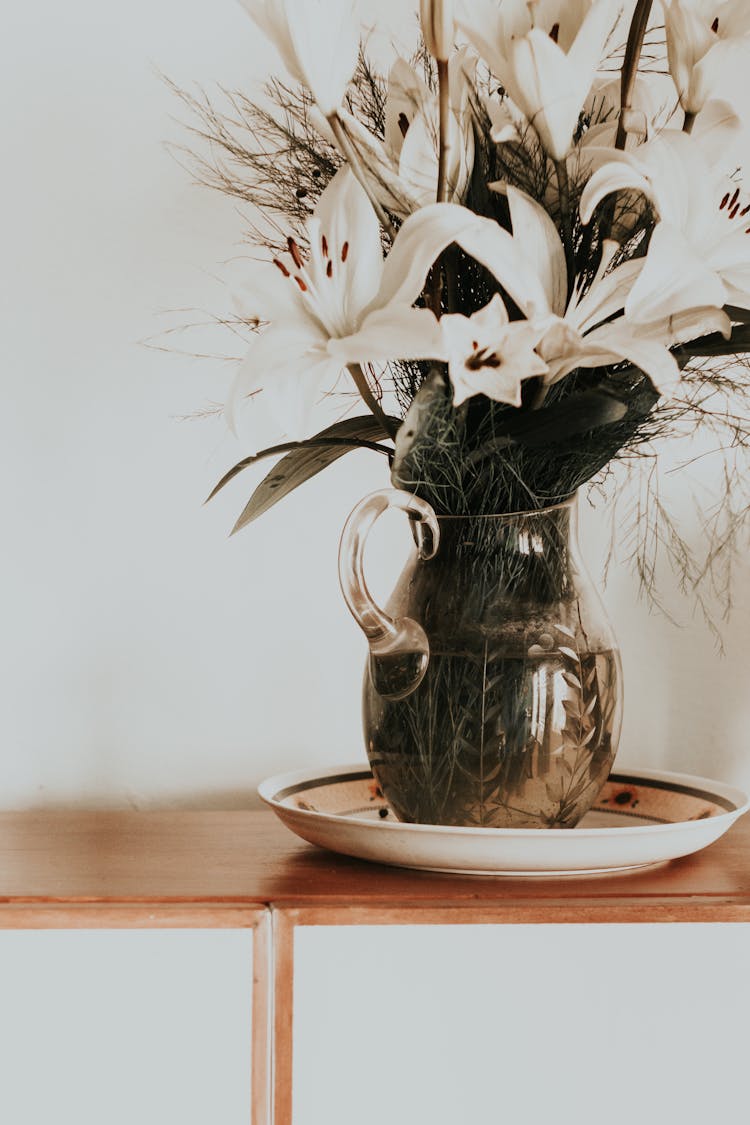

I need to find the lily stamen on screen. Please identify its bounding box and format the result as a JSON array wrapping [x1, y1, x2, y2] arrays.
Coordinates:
[[288, 237, 304, 269], [273, 259, 291, 277], [467, 348, 503, 370], [341, 241, 350, 262]]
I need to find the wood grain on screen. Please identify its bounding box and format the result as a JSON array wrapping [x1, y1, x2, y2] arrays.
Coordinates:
[[0, 809, 748, 918], [252, 910, 272, 1125], [272, 909, 295, 1125]]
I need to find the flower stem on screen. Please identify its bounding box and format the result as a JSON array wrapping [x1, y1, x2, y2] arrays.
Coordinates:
[[436, 59, 451, 204], [598, 0, 653, 253], [431, 60, 458, 316], [555, 159, 575, 296], [683, 111, 696, 134], [347, 363, 399, 439], [615, 0, 654, 151], [530, 382, 550, 410], [328, 113, 397, 241]]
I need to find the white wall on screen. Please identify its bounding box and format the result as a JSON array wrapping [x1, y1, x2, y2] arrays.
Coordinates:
[[2, 0, 749, 811]]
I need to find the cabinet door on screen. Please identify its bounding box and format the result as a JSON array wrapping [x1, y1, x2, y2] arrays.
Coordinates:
[[0, 928, 256, 1125], [293, 922, 749, 1125]]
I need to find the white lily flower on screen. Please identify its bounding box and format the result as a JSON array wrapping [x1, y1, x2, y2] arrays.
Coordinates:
[[420, 0, 455, 61], [336, 53, 475, 217], [423, 186, 681, 392], [237, 0, 359, 116], [580, 125, 750, 318], [441, 296, 549, 406], [229, 168, 443, 441], [457, 0, 623, 160], [664, 0, 750, 116], [344, 187, 680, 395]]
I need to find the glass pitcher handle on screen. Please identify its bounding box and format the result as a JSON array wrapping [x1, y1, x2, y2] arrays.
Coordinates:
[[338, 489, 440, 700]]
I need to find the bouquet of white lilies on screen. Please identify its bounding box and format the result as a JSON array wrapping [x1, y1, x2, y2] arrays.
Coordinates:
[[195, 0, 750, 586]]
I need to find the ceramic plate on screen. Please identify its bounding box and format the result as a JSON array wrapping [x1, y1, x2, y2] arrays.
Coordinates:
[[259, 764, 749, 876]]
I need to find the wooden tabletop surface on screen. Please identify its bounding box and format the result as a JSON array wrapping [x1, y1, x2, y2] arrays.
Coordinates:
[[0, 809, 748, 916]]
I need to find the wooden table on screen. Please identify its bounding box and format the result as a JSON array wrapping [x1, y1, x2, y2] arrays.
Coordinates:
[[1, 809, 749, 1124]]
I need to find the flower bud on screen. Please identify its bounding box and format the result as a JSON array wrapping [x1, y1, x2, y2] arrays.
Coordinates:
[[420, 0, 455, 62]]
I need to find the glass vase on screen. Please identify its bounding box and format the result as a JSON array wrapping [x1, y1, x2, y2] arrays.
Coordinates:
[[338, 491, 622, 828]]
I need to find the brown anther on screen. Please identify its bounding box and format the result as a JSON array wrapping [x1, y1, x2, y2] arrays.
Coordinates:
[[549, 22, 560, 43], [294, 275, 308, 292], [720, 192, 730, 210], [711, 16, 719, 32], [321, 235, 328, 258], [467, 349, 502, 371], [341, 241, 349, 262], [729, 202, 741, 219], [273, 258, 290, 277], [729, 188, 740, 210], [398, 112, 410, 138], [287, 237, 304, 269], [740, 204, 750, 217], [326, 259, 333, 278]]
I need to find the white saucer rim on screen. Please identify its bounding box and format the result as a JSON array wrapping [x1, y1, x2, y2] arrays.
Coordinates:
[[258, 763, 750, 838]]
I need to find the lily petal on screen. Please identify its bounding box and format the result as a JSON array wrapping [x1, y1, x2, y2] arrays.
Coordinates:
[[238, 0, 359, 115], [507, 186, 567, 317], [281, 0, 359, 115], [370, 203, 481, 310], [691, 99, 744, 167], [637, 306, 733, 347], [232, 256, 308, 324], [705, 235, 750, 312], [686, 36, 750, 116], [579, 156, 652, 225], [225, 321, 333, 440], [571, 258, 643, 334], [625, 223, 727, 324], [397, 113, 441, 209], [377, 201, 549, 317], [453, 215, 552, 317], [335, 108, 421, 218], [328, 306, 445, 365], [507, 29, 584, 162], [383, 58, 431, 162], [310, 168, 383, 328], [582, 323, 681, 395]]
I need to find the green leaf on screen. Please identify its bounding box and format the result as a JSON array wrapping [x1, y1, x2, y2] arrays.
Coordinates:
[[208, 415, 397, 534], [680, 321, 750, 357], [391, 369, 452, 491], [207, 415, 396, 503], [468, 388, 630, 463]]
